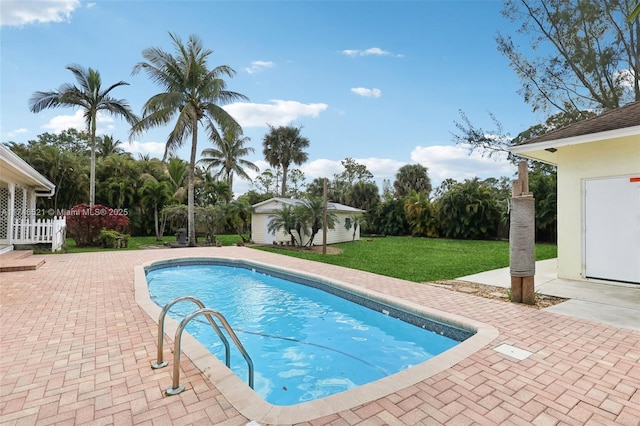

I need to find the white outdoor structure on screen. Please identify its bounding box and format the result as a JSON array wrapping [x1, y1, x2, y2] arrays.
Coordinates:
[[251, 197, 365, 246], [0, 144, 66, 252], [510, 101, 640, 284]]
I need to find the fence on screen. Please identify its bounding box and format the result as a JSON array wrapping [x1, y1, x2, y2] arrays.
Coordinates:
[[12, 216, 67, 252]]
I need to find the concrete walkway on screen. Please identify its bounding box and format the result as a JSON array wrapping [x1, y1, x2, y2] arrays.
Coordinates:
[[458, 259, 640, 331]]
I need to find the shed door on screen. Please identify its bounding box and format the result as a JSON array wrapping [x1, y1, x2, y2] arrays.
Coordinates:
[[264, 215, 276, 244], [584, 177, 640, 284]]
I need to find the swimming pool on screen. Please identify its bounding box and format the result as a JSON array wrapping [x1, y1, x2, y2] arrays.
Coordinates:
[[146, 260, 470, 406], [135, 254, 499, 424]]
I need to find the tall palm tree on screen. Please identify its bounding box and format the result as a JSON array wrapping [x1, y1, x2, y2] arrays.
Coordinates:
[[130, 33, 247, 246], [29, 64, 138, 206], [199, 129, 259, 190], [262, 125, 310, 197]]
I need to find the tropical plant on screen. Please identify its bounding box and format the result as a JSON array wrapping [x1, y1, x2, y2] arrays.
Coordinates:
[[103, 177, 137, 209], [267, 204, 301, 246], [295, 196, 338, 247], [131, 33, 247, 246], [195, 168, 232, 206], [528, 164, 557, 242], [29, 64, 138, 206], [435, 178, 502, 239], [96, 135, 127, 158], [199, 129, 259, 190], [369, 198, 410, 236], [394, 164, 432, 199], [139, 177, 172, 240], [164, 156, 189, 202], [345, 181, 380, 212], [224, 197, 253, 241], [404, 190, 438, 237], [262, 125, 310, 197]]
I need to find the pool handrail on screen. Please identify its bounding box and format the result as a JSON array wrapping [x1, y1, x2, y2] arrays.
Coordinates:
[[167, 307, 255, 395], [152, 296, 231, 369]]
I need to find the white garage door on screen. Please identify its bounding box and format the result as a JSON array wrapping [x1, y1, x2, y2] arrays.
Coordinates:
[[584, 176, 640, 284]]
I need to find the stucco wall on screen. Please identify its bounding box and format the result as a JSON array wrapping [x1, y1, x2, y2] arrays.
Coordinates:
[[555, 135, 640, 280]]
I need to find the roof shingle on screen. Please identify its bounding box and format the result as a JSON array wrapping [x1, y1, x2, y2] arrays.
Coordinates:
[[516, 101, 640, 146]]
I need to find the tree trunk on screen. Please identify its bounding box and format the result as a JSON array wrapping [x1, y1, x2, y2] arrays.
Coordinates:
[[89, 113, 97, 207], [154, 206, 160, 241], [281, 164, 288, 197], [188, 121, 198, 247]]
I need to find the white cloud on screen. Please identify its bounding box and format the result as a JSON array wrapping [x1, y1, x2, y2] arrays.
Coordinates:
[[5, 128, 28, 138], [342, 47, 389, 57], [350, 87, 381, 98], [0, 0, 80, 27], [224, 100, 328, 128], [341, 47, 402, 58], [245, 61, 275, 74], [125, 141, 166, 157], [410, 143, 516, 188], [42, 110, 114, 134]]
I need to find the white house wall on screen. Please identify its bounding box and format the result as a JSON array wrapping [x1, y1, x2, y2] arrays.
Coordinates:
[[555, 135, 639, 281]]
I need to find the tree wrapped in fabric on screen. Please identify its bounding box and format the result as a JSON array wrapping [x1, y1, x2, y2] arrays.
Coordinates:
[[66, 204, 129, 246]]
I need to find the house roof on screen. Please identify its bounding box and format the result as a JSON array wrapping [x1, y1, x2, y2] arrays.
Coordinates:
[[252, 197, 365, 213], [514, 101, 640, 146], [0, 144, 56, 195]]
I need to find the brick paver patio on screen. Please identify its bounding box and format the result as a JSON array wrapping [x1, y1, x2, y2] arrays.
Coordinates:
[[1, 247, 639, 425]]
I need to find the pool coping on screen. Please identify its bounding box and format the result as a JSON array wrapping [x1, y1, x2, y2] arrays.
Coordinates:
[[134, 256, 499, 424]]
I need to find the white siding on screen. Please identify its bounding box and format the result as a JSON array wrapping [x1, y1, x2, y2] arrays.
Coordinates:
[[250, 200, 362, 245]]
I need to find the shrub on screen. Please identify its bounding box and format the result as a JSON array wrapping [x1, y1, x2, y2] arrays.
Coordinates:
[[66, 204, 129, 246], [97, 229, 129, 248]]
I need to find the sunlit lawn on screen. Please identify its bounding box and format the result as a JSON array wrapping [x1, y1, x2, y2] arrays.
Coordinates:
[[255, 236, 557, 282], [54, 234, 556, 283]]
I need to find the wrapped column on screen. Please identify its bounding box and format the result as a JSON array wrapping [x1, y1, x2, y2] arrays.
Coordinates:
[[509, 162, 536, 305]]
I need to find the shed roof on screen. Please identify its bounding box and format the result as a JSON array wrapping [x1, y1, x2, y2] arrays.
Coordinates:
[[252, 197, 365, 213]]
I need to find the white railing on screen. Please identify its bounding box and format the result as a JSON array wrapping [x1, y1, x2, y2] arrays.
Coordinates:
[[12, 216, 67, 252]]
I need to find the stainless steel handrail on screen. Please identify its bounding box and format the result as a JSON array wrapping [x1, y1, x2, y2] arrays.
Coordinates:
[[166, 308, 255, 395], [152, 296, 230, 369]]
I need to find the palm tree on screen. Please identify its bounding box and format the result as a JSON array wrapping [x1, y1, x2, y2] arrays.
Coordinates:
[[267, 204, 301, 246], [295, 196, 338, 247], [199, 129, 259, 190], [262, 125, 310, 197], [96, 135, 127, 158], [165, 156, 188, 202], [29, 64, 138, 206], [130, 33, 248, 246], [139, 177, 172, 240]]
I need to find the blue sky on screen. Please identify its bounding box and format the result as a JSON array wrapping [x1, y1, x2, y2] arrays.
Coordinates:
[[0, 0, 544, 195]]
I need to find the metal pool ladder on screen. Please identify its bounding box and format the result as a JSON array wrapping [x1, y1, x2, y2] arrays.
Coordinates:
[[151, 296, 255, 395]]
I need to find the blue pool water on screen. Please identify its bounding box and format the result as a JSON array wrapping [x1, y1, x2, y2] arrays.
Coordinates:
[[146, 261, 465, 406]]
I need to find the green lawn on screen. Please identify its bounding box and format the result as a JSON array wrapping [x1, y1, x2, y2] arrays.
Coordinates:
[[254, 236, 557, 283], [51, 234, 556, 284]]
